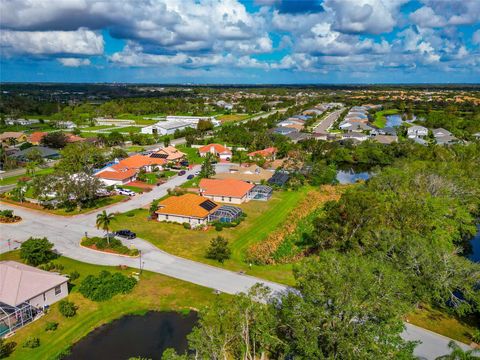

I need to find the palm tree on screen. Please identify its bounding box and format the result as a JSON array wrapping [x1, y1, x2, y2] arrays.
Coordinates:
[[435, 340, 480, 360], [96, 211, 115, 244], [149, 199, 160, 219]]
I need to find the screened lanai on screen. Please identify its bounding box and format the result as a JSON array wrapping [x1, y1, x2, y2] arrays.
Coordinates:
[[0, 302, 39, 337]]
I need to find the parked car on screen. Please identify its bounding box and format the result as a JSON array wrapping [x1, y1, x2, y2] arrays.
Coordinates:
[[114, 229, 136, 239], [180, 161, 189, 167], [187, 174, 194, 180], [116, 188, 136, 196], [178, 170, 186, 176], [194, 171, 200, 176]]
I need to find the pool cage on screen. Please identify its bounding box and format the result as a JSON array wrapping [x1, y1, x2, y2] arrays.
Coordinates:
[[249, 185, 273, 201], [0, 302, 40, 337], [210, 205, 243, 223]]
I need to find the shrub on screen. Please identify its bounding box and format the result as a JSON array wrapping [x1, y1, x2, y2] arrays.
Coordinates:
[[20, 237, 56, 266], [45, 321, 58, 331], [38, 262, 64, 271], [79, 271, 137, 301], [81, 236, 138, 256], [0, 210, 13, 218], [58, 300, 77, 318], [214, 223, 223, 232], [0, 339, 16, 358], [69, 270, 80, 281], [205, 236, 231, 263], [22, 337, 40, 348], [182, 222, 191, 229]]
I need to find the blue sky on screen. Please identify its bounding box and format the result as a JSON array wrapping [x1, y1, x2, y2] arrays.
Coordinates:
[[1, 0, 479, 84]]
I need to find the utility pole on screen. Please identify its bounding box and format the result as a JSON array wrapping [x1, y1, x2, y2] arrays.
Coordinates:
[[139, 250, 142, 274]]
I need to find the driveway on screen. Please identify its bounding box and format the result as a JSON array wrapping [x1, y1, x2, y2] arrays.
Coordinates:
[[0, 163, 473, 359]]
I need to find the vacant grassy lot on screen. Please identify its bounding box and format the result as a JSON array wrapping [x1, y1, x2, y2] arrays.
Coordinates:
[[0, 167, 54, 186], [80, 125, 116, 131], [111, 189, 310, 285], [218, 114, 250, 123], [177, 145, 203, 164], [372, 109, 399, 128], [0, 251, 216, 360]]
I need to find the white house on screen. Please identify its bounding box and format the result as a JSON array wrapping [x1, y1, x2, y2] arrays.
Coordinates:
[[0, 261, 69, 309], [198, 143, 232, 160], [141, 120, 193, 135], [407, 125, 428, 138]]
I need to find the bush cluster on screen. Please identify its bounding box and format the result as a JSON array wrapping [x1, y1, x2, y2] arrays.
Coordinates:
[[22, 337, 40, 349], [45, 321, 58, 332], [79, 271, 137, 301], [81, 236, 139, 256], [38, 262, 64, 271], [58, 300, 77, 318]]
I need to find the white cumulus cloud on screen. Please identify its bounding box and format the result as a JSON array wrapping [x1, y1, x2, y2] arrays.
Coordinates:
[[0, 28, 104, 56]]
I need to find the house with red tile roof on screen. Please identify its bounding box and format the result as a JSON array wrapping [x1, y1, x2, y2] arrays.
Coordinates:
[[247, 147, 277, 160], [199, 178, 254, 204], [65, 134, 86, 143], [28, 131, 48, 145], [151, 146, 186, 162], [198, 143, 232, 160], [112, 154, 166, 172], [95, 167, 138, 186], [156, 193, 219, 226]]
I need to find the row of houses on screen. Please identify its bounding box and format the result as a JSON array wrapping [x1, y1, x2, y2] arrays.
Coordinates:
[[141, 116, 220, 136], [94, 146, 186, 186], [339, 105, 379, 133]]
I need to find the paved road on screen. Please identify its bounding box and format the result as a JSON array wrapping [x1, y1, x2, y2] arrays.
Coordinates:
[[313, 108, 345, 133], [0, 164, 473, 358]]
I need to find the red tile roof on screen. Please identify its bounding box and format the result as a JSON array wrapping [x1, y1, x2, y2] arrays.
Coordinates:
[[199, 178, 254, 198], [156, 193, 219, 218], [114, 154, 166, 169], [198, 143, 232, 155], [95, 168, 137, 181], [28, 132, 47, 144], [247, 147, 277, 158]]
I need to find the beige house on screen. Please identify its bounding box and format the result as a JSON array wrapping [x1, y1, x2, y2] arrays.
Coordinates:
[[214, 164, 274, 184], [156, 193, 219, 226], [0, 261, 69, 309]]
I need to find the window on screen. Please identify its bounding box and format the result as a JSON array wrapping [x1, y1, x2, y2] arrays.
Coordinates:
[[229, 197, 232, 202], [165, 215, 169, 220], [55, 285, 61, 295], [221, 196, 224, 201]]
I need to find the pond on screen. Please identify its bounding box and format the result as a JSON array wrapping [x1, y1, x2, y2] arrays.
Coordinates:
[[385, 114, 404, 127], [336, 168, 371, 184], [467, 224, 480, 263], [65, 311, 197, 360]]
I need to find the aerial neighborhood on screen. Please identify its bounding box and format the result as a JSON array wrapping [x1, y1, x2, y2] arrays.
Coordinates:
[[0, 84, 479, 360]]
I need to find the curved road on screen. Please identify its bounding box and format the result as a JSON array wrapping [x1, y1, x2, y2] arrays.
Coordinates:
[[0, 164, 472, 358]]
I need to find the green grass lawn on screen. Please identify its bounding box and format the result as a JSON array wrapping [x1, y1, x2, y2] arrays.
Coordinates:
[[372, 109, 399, 128], [80, 125, 116, 131], [0, 251, 217, 360], [177, 145, 202, 164], [1, 195, 127, 216], [0, 167, 54, 186], [115, 126, 143, 133], [125, 145, 145, 153], [79, 131, 100, 138], [111, 189, 310, 285], [218, 114, 249, 123], [144, 173, 159, 184], [406, 304, 479, 344]]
